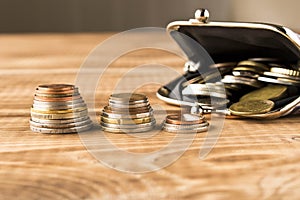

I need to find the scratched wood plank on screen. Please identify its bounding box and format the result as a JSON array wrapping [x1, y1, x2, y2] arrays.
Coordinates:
[[0, 34, 300, 200]]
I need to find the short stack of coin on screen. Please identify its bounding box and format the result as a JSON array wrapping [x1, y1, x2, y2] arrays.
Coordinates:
[[30, 84, 93, 134], [163, 113, 209, 133], [100, 93, 156, 133]]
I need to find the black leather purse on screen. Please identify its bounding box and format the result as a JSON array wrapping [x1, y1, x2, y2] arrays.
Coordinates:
[[157, 8, 300, 119]]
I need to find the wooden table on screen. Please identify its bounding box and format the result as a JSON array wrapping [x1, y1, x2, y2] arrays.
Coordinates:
[[1, 33, 300, 200]]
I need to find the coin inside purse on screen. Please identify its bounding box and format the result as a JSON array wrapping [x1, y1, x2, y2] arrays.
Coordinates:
[[157, 8, 300, 119]]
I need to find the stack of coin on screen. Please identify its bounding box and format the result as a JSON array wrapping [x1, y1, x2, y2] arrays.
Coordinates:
[[163, 113, 209, 133], [30, 84, 93, 134], [100, 93, 156, 133]]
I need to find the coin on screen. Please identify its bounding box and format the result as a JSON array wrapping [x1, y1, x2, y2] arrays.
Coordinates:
[[163, 113, 209, 133], [232, 70, 259, 78], [163, 126, 208, 133], [109, 102, 150, 109], [109, 93, 148, 103], [30, 116, 90, 124], [270, 67, 300, 77], [109, 98, 148, 105], [30, 118, 92, 129], [237, 60, 269, 71], [229, 100, 275, 115], [101, 108, 153, 119], [31, 110, 89, 120], [100, 120, 156, 129], [258, 76, 299, 86], [103, 105, 153, 113], [222, 75, 264, 88], [100, 116, 153, 125], [263, 71, 300, 81], [239, 85, 287, 102], [100, 93, 155, 133], [37, 84, 76, 92], [33, 99, 84, 106], [34, 92, 80, 98], [32, 103, 87, 111], [30, 123, 93, 134], [277, 78, 300, 86], [34, 95, 82, 102], [30, 84, 92, 134], [31, 107, 87, 114], [165, 114, 206, 125], [163, 122, 209, 129], [101, 125, 154, 133]]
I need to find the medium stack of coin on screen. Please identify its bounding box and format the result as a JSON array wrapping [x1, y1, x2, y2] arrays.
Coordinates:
[[30, 84, 93, 134], [163, 113, 209, 133], [100, 93, 156, 133]]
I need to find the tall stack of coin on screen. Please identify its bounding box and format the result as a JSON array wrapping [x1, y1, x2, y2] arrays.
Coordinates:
[[30, 84, 93, 134], [100, 93, 156, 133], [163, 113, 209, 133]]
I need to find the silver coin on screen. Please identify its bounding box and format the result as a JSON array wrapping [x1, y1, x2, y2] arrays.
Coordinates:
[[101, 125, 154, 133], [232, 71, 259, 78], [34, 92, 81, 98], [33, 99, 84, 106], [109, 98, 149, 105], [100, 109, 153, 119], [30, 118, 92, 129], [163, 121, 209, 129], [222, 75, 264, 88], [30, 122, 93, 134], [100, 120, 156, 129], [31, 110, 89, 120], [258, 76, 300, 86], [182, 84, 226, 98], [263, 71, 300, 81], [104, 105, 153, 113], [109, 102, 150, 109], [163, 126, 208, 133], [32, 103, 87, 111], [109, 93, 148, 103], [31, 116, 90, 124]]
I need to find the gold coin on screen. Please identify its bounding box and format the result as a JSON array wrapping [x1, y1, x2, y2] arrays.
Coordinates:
[[103, 105, 152, 113], [100, 116, 153, 125], [233, 66, 264, 74], [31, 110, 88, 120], [229, 100, 274, 116], [165, 114, 206, 125], [240, 85, 287, 102], [237, 60, 269, 71]]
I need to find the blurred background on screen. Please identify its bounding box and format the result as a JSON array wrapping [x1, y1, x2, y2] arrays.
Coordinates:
[[1, 0, 299, 33]]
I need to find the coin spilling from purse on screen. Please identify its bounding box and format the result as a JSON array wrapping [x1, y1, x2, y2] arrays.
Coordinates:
[[157, 8, 300, 120]]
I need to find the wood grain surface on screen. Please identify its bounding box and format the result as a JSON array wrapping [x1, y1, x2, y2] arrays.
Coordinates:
[[0, 33, 300, 200]]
